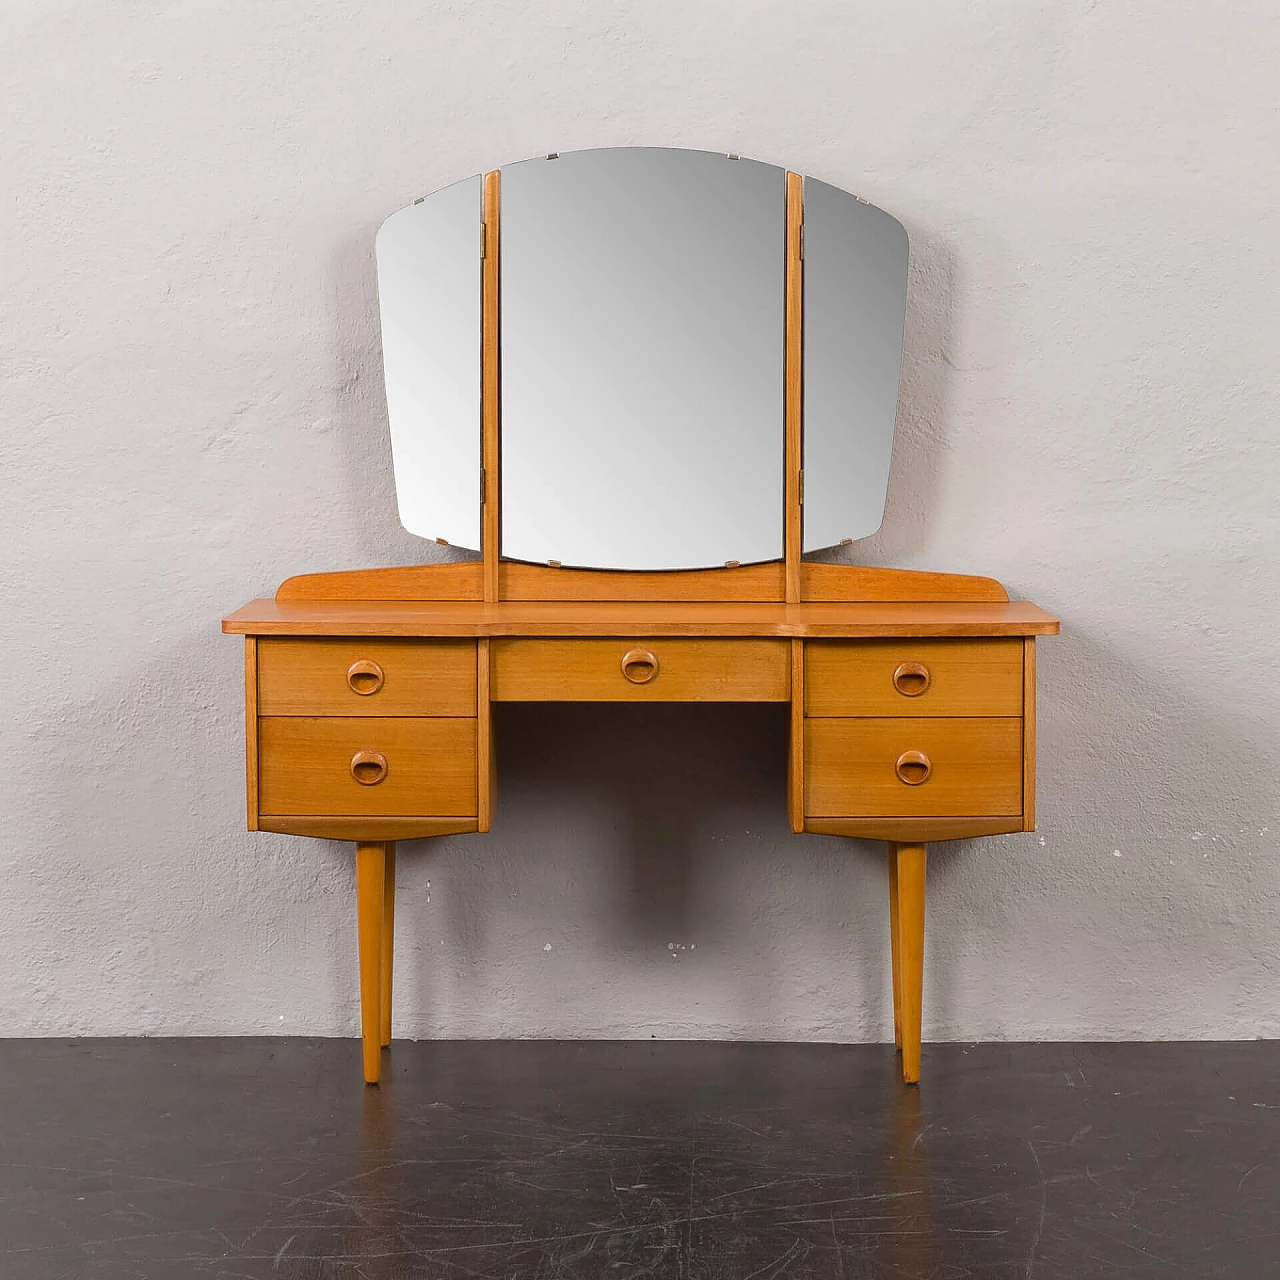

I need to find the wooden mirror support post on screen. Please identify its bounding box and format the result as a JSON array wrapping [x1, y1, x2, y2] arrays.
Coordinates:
[[223, 170, 1058, 1086]]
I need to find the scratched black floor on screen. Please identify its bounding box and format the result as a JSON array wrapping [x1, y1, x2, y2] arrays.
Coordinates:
[[2, 1040, 1276, 1278]]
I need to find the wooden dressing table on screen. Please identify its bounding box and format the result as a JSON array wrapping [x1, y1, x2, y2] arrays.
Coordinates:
[[224, 155, 1059, 1085]]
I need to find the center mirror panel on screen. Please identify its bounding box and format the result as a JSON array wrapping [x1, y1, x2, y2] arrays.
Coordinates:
[[499, 148, 786, 571]]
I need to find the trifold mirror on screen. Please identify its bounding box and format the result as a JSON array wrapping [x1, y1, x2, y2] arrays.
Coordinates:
[[375, 147, 908, 571]]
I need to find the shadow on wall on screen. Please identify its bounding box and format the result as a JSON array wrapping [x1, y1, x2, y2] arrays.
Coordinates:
[[405, 701, 893, 1039]]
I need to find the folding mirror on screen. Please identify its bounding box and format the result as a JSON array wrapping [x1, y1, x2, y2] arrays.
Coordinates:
[[374, 148, 909, 567]]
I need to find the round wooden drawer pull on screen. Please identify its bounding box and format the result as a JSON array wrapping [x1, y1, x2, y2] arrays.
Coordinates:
[[620, 648, 660, 684], [347, 660, 385, 696], [892, 662, 932, 697], [350, 750, 388, 786], [895, 750, 932, 786]]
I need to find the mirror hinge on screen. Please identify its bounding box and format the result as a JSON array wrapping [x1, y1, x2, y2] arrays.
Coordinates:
[[481, 467, 486, 503], [480, 222, 487, 259], [798, 469, 805, 504], [799, 225, 805, 260]]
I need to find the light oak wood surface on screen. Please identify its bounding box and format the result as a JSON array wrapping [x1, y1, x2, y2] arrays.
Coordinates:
[[803, 816, 1024, 841], [788, 639, 804, 833], [482, 169, 501, 602], [800, 561, 1007, 603], [888, 851, 902, 1049], [258, 716, 478, 817], [225, 598, 1060, 638], [244, 638, 258, 832], [271, 559, 1010, 606], [1023, 637, 1037, 832], [891, 842, 927, 1084], [804, 638, 1024, 718], [256, 637, 477, 717], [355, 842, 386, 1083], [490, 638, 790, 702], [277, 560, 484, 602], [785, 172, 803, 603], [804, 716, 1023, 817], [257, 816, 479, 839], [477, 638, 495, 832], [380, 843, 396, 1048]]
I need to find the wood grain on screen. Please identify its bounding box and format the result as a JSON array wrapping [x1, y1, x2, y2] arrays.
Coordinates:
[[800, 562, 1008, 602], [258, 717, 477, 816], [276, 561, 483, 602], [244, 637, 258, 831], [500, 561, 785, 602], [355, 842, 385, 1084], [491, 638, 789, 702], [803, 816, 1024, 841], [788, 639, 804, 833], [804, 638, 1023, 718], [1023, 637, 1037, 832], [257, 816, 478, 839], [380, 842, 396, 1048], [483, 169, 501, 601], [257, 638, 477, 716], [225, 598, 1061, 639], [888, 852, 902, 1049], [804, 717, 1023, 817], [271, 561, 1010, 605], [892, 842, 927, 1085], [785, 171, 803, 603], [477, 638, 494, 832]]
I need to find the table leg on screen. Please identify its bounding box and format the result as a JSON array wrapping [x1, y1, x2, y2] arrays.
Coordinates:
[[888, 850, 902, 1050], [891, 842, 927, 1085], [380, 843, 396, 1049], [355, 842, 386, 1085]]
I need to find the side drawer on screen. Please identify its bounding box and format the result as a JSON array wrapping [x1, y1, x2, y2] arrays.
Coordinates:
[[258, 716, 477, 816], [490, 638, 790, 701], [804, 716, 1023, 817], [257, 638, 476, 716], [804, 638, 1023, 717]]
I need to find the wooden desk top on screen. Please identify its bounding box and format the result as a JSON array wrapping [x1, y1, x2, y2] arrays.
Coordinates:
[[223, 598, 1060, 639]]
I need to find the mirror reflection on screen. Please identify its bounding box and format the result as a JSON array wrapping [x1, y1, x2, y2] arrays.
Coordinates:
[[802, 179, 908, 551], [375, 150, 910, 571], [376, 174, 482, 550], [499, 148, 786, 571]]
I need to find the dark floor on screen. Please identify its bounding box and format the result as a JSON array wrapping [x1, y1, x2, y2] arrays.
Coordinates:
[[2, 1040, 1277, 1279]]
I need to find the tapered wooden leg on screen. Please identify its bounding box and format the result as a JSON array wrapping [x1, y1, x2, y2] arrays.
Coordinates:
[[888, 851, 903, 1049], [892, 842, 927, 1086], [380, 843, 396, 1048], [355, 842, 386, 1085]]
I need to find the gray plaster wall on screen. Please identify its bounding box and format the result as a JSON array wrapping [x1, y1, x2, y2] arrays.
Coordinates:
[[3, 1, 1277, 1041]]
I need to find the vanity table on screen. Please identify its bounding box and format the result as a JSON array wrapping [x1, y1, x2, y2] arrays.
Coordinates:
[[223, 149, 1058, 1086]]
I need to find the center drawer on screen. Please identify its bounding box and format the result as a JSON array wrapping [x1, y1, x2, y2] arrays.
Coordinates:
[[258, 717, 477, 816], [490, 638, 790, 701]]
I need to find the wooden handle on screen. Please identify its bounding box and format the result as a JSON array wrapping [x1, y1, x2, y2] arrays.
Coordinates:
[[350, 750, 388, 786], [892, 661, 931, 697], [895, 750, 932, 786], [347, 660, 385, 696], [620, 648, 660, 684]]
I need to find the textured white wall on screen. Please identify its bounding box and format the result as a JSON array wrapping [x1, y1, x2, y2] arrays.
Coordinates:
[[3, 1, 1277, 1041]]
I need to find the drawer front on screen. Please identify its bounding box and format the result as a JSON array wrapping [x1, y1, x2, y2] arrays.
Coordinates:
[[490, 638, 789, 701], [257, 639, 476, 716], [804, 717, 1023, 817], [258, 717, 477, 816], [804, 639, 1023, 717]]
